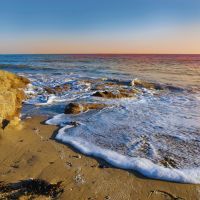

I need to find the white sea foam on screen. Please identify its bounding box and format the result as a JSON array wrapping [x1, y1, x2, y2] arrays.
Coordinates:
[[46, 118, 200, 183], [46, 111, 200, 184], [4, 54, 200, 183]]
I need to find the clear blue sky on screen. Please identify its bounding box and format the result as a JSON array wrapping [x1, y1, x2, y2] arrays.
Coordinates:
[[0, 0, 200, 53]]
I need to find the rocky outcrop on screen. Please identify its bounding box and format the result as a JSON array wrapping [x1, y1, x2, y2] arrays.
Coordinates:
[[92, 89, 138, 99], [64, 102, 107, 114], [131, 79, 163, 90], [0, 70, 29, 127], [44, 83, 71, 94], [132, 79, 184, 92], [91, 79, 133, 91]]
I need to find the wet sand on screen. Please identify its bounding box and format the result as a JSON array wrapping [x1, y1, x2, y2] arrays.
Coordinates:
[[0, 116, 200, 200]]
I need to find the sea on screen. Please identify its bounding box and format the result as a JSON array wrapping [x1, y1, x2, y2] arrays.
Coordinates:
[[0, 54, 200, 183]]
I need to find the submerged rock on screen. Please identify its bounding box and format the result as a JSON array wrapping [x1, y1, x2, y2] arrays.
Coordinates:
[[64, 102, 107, 114], [92, 79, 133, 91], [92, 89, 137, 99], [160, 156, 178, 168], [132, 79, 163, 90], [132, 79, 184, 92], [44, 83, 71, 94], [105, 78, 132, 86], [0, 70, 30, 127]]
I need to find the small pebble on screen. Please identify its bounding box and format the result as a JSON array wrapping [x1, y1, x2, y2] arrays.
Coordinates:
[[10, 164, 19, 169], [66, 162, 72, 167], [98, 164, 109, 169], [72, 154, 82, 159]]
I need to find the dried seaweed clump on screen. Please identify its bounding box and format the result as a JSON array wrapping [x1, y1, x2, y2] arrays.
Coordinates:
[[0, 179, 63, 199]]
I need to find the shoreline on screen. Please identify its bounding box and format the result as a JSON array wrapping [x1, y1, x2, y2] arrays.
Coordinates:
[[1, 116, 200, 199]]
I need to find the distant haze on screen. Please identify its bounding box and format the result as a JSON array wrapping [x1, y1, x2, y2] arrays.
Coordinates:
[[0, 0, 200, 54]]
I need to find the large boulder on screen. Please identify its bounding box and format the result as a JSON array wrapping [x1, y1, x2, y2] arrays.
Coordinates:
[[64, 102, 107, 114], [0, 70, 30, 127]]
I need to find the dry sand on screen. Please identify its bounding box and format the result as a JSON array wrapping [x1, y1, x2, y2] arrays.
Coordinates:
[[0, 116, 200, 200]]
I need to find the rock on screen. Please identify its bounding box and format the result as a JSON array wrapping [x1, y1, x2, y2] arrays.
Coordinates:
[[92, 89, 137, 99], [44, 86, 56, 94], [44, 83, 71, 94], [132, 79, 184, 92], [69, 121, 81, 126], [132, 79, 163, 90], [64, 102, 107, 114], [0, 70, 30, 127], [164, 85, 184, 92], [106, 78, 132, 86], [54, 83, 71, 93], [74, 174, 85, 184], [160, 156, 177, 168], [92, 79, 133, 91], [93, 82, 117, 90]]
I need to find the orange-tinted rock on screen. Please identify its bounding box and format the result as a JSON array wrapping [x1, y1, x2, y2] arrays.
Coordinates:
[[132, 79, 163, 90], [44, 83, 71, 94], [92, 79, 133, 91], [92, 89, 137, 99], [64, 102, 107, 114], [0, 70, 29, 126]]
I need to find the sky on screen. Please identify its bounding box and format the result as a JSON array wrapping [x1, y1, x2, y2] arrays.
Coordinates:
[[0, 0, 200, 54]]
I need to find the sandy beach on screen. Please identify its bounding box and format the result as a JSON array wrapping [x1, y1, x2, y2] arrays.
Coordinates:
[[1, 0, 200, 198], [1, 116, 200, 200]]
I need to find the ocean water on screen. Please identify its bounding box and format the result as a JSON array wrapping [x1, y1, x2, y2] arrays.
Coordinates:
[[1, 54, 200, 183]]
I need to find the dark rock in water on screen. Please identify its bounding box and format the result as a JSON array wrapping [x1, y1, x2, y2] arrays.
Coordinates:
[[164, 85, 184, 92], [64, 102, 107, 114], [93, 82, 120, 90], [92, 79, 133, 91], [44, 86, 56, 94], [70, 121, 81, 126], [0, 179, 63, 199], [44, 83, 71, 94], [93, 89, 137, 99], [132, 79, 185, 93], [160, 157, 178, 168], [105, 78, 132, 86], [54, 83, 71, 93], [132, 79, 163, 90]]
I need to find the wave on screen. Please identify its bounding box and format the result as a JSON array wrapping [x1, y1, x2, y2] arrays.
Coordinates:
[[46, 117, 200, 184], [0, 64, 57, 71]]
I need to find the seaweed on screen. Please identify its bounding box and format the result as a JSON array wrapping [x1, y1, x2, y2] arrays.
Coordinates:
[[0, 179, 63, 199]]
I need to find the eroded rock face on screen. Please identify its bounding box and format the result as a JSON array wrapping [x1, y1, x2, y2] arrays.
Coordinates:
[[0, 70, 29, 127], [64, 102, 107, 114], [92, 89, 138, 99]]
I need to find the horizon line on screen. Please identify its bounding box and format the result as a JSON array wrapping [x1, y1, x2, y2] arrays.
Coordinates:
[[0, 53, 200, 55]]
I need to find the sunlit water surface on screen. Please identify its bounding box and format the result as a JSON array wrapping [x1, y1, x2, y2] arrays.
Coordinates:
[[1, 54, 200, 183]]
